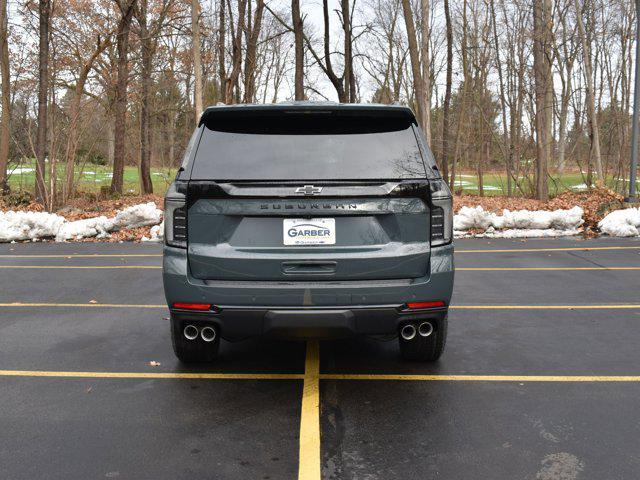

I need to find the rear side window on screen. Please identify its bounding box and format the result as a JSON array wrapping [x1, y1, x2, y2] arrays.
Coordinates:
[[191, 114, 426, 180]]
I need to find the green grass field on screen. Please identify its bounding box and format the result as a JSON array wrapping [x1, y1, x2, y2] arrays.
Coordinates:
[[446, 172, 635, 196], [6, 159, 176, 195], [5, 159, 637, 197]]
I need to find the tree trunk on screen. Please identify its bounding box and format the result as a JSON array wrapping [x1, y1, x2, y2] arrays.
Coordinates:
[[533, 0, 552, 200], [574, 0, 603, 186], [218, 0, 226, 99], [321, 0, 344, 101], [401, 0, 426, 134], [441, 0, 452, 182], [139, 0, 153, 194], [342, 0, 355, 102], [107, 117, 115, 165], [110, 0, 136, 195], [243, 0, 265, 103], [191, 0, 203, 120], [0, 0, 9, 194], [168, 109, 176, 165], [35, 0, 51, 203], [224, 0, 247, 103], [420, 0, 431, 143]]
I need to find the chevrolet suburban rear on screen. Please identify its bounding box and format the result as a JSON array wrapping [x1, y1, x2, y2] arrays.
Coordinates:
[[162, 103, 454, 362]]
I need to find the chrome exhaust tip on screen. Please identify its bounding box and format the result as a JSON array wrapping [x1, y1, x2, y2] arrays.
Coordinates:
[[200, 326, 217, 343], [183, 325, 199, 341], [418, 322, 434, 338], [400, 324, 417, 341]]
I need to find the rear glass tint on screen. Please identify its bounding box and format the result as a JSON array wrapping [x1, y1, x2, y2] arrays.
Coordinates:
[[191, 114, 426, 180]]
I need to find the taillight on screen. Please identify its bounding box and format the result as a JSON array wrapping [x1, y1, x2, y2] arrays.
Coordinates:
[[430, 206, 445, 242], [172, 302, 213, 311], [406, 301, 446, 310], [165, 198, 187, 248], [429, 179, 453, 246]]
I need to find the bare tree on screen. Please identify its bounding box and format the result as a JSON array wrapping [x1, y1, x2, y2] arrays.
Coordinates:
[[574, 0, 603, 186], [401, 0, 427, 129], [489, 0, 509, 194], [291, 0, 304, 99], [218, 0, 226, 100], [243, 0, 265, 102], [62, 35, 112, 202], [35, 0, 52, 203], [221, 0, 247, 103], [191, 0, 203, 118], [552, 0, 578, 175], [110, 0, 136, 195], [533, 0, 553, 200], [0, 0, 9, 193], [343, 0, 356, 102], [441, 0, 452, 182], [138, 0, 153, 194], [137, 0, 173, 194], [362, 0, 406, 104], [420, 0, 431, 142]]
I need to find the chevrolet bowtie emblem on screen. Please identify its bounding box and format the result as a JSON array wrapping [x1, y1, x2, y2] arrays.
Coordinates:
[[295, 185, 323, 195]]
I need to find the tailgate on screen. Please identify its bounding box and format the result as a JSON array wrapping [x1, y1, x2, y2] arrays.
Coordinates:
[[187, 197, 430, 281]]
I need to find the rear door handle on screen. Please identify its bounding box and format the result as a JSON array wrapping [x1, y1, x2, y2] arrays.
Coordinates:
[[281, 261, 337, 275]]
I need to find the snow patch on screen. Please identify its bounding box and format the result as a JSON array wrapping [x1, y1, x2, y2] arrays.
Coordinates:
[[598, 208, 640, 237], [0, 211, 66, 242], [0, 202, 163, 243], [142, 221, 164, 242], [456, 227, 582, 239], [110, 202, 162, 230], [8, 167, 35, 175], [55, 216, 112, 241], [454, 206, 584, 239]]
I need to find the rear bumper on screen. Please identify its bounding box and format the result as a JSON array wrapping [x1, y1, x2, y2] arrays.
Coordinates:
[[170, 305, 448, 340], [163, 243, 454, 340]]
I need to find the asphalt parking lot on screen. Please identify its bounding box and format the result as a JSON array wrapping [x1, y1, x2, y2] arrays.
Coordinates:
[[1, 237, 640, 479]]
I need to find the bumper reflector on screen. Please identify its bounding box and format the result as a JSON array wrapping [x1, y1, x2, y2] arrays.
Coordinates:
[[172, 302, 213, 311], [406, 301, 446, 310]]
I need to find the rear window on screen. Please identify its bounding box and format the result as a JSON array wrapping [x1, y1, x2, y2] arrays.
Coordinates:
[[190, 113, 427, 180]]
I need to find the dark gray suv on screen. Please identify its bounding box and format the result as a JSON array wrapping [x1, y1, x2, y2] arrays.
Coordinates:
[[163, 103, 454, 362]]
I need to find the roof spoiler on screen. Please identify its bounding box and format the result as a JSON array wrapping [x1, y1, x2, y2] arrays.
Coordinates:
[[199, 103, 417, 127]]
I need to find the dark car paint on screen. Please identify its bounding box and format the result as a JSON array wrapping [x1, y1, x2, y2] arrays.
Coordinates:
[[162, 102, 454, 340]]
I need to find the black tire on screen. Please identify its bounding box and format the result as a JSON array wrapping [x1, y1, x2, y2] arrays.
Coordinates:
[[171, 319, 220, 363], [399, 316, 447, 362]]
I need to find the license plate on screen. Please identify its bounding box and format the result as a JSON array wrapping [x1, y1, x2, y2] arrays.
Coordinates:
[[283, 218, 336, 245]]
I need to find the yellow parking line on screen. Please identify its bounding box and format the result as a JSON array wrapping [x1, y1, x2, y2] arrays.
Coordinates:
[[298, 341, 321, 480], [0, 302, 166, 308], [1, 368, 636, 383], [457, 267, 640, 271], [0, 265, 160, 269], [0, 370, 303, 380], [0, 254, 161, 258], [456, 246, 640, 253], [320, 374, 640, 382]]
